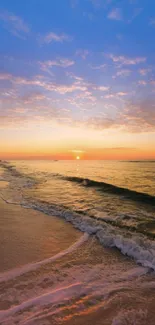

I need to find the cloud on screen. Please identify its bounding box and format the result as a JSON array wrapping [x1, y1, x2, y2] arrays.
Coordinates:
[[66, 72, 83, 81], [2, 70, 154, 134], [117, 92, 128, 96], [13, 75, 88, 94], [85, 98, 155, 133], [76, 49, 89, 59], [104, 92, 128, 99], [108, 54, 146, 66], [40, 32, 71, 44], [138, 80, 147, 86], [69, 150, 85, 153], [0, 72, 12, 80], [0, 10, 30, 39], [21, 92, 46, 103], [86, 116, 120, 130], [39, 58, 75, 70], [95, 86, 109, 91], [114, 69, 131, 78], [1, 74, 155, 133], [139, 68, 151, 76], [123, 98, 155, 132], [0, 72, 93, 98], [108, 8, 122, 21], [0, 91, 71, 129]]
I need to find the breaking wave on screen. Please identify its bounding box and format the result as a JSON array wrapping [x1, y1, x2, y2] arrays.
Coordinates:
[[60, 175, 155, 206]]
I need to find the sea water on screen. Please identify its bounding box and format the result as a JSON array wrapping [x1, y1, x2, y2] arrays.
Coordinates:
[[0, 160, 155, 324]]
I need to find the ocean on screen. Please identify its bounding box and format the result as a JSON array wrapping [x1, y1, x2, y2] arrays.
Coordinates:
[[0, 160, 155, 324]]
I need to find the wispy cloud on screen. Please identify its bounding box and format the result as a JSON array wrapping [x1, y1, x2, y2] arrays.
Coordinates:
[[123, 99, 155, 132], [76, 49, 89, 59], [113, 69, 131, 78], [105, 92, 128, 99], [138, 80, 147, 86], [0, 72, 12, 80], [21, 92, 46, 104], [85, 98, 155, 133], [139, 68, 151, 76], [1, 72, 155, 133], [117, 92, 128, 96], [39, 58, 75, 75], [40, 32, 71, 44], [12, 75, 88, 94], [0, 10, 30, 39], [109, 54, 146, 66], [108, 8, 122, 21], [69, 149, 85, 153], [97, 86, 109, 91]]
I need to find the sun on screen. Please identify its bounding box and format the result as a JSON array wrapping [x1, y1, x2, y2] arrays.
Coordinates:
[[76, 156, 80, 160]]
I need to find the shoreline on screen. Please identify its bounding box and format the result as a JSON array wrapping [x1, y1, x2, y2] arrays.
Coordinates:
[[0, 197, 81, 273], [1, 165, 155, 324]]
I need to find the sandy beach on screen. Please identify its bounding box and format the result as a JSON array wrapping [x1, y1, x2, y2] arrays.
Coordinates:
[[0, 196, 81, 272], [0, 202, 155, 325]]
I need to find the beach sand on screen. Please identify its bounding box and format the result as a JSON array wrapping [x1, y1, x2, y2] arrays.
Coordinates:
[[0, 224, 154, 325], [0, 197, 81, 272]]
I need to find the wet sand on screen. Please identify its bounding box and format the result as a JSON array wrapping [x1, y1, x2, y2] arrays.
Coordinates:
[[0, 197, 81, 272], [0, 233, 155, 325]]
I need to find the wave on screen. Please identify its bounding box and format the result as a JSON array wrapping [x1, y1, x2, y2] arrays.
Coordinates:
[[8, 198, 152, 272], [1, 161, 155, 273], [33, 199, 155, 270], [61, 175, 155, 206], [125, 160, 155, 163]]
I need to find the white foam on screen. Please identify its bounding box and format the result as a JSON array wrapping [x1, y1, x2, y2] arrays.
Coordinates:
[[0, 282, 85, 322], [96, 229, 155, 271], [58, 210, 155, 272]]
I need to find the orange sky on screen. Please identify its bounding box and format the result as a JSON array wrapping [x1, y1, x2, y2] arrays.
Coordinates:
[[1, 123, 155, 160], [1, 147, 155, 160]]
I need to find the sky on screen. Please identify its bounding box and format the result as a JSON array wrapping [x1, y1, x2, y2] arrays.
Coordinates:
[[0, 0, 155, 160]]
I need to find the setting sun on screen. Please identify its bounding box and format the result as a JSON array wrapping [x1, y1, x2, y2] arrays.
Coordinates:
[[76, 156, 80, 160]]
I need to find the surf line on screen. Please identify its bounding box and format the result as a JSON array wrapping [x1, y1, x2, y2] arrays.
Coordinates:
[[0, 232, 89, 283], [0, 283, 84, 322]]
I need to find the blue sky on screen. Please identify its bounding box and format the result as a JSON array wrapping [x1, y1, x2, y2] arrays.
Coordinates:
[[0, 0, 155, 158]]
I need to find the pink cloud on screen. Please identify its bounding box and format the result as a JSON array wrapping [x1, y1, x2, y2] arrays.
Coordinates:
[[109, 54, 146, 66], [41, 32, 71, 44]]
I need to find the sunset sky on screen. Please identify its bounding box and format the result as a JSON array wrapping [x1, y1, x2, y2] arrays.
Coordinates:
[[0, 0, 155, 160]]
